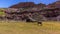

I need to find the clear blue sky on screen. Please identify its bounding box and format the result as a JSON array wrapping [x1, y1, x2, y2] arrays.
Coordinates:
[[0, 0, 57, 8]]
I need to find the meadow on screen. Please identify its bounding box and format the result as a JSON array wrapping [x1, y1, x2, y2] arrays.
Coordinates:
[[0, 21, 59, 34]]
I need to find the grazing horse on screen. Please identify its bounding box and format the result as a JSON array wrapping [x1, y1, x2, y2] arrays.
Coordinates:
[[25, 16, 42, 26], [26, 18, 42, 26], [21, 14, 42, 26]]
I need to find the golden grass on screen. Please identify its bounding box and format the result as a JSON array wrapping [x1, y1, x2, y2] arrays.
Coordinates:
[[0, 21, 60, 34]]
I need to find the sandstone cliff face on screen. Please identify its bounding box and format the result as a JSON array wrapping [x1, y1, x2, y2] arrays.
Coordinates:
[[55, 1, 60, 8], [10, 2, 35, 8], [47, 1, 60, 8], [9, 2, 46, 8], [10, 1, 60, 8]]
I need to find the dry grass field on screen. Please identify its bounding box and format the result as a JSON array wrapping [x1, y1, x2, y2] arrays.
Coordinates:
[[0, 21, 60, 34]]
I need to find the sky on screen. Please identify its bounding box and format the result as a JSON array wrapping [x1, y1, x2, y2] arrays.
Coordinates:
[[0, 0, 58, 8]]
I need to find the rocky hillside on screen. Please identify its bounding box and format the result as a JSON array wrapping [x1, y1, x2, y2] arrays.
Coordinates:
[[9, 1, 60, 8], [9, 2, 46, 8], [47, 1, 60, 8], [10, 2, 35, 8]]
